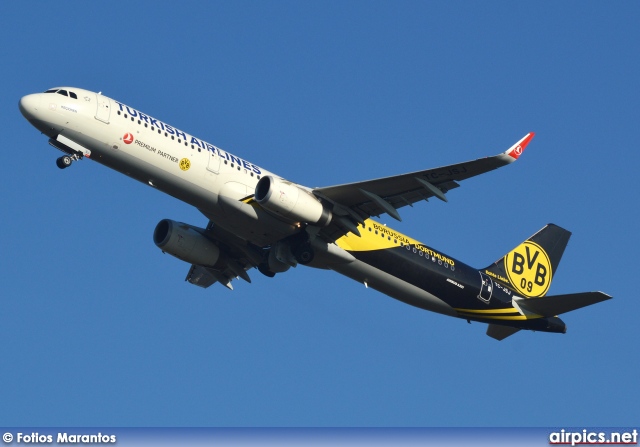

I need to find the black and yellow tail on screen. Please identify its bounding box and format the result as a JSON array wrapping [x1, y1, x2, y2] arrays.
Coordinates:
[[484, 224, 571, 298], [483, 224, 611, 340]]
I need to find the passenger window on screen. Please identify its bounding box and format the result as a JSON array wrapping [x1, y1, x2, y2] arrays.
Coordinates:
[[57, 90, 68, 96], [69, 92, 78, 99]]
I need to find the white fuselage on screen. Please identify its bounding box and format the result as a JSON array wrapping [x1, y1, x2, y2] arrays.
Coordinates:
[[19, 87, 298, 247]]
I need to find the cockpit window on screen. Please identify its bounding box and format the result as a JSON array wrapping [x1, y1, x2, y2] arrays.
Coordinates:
[[44, 89, 78, 99]]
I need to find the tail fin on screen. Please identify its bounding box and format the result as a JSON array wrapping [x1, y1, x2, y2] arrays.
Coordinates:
[[484, 224, 571, 298]]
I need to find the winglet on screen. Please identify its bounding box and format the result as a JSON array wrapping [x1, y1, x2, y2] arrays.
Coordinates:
[[504, 132, 535, 161]]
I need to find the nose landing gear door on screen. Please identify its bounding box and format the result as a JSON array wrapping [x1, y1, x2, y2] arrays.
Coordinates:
[[478, 272, 493, 303]]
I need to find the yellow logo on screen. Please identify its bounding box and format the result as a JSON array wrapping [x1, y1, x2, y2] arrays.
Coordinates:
[[504, 241, 552, 297], [179, 158, 191, 171]]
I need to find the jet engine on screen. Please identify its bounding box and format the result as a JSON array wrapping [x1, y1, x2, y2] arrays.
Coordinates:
[[255, 176, 332, 226], [153, 219, 220, 266]]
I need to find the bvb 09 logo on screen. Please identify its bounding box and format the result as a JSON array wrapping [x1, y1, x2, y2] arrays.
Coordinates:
[[179, 158, 191, 171], [504, 241, 552, 297]]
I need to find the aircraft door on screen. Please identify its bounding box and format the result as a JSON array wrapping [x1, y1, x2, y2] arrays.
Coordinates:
[[95, 94, 111, 123], [478, 272, 493, 303], [207, 148, 220, 173]]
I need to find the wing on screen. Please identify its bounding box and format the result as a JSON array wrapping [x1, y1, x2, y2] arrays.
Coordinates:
[[314, 133, 534, 241], [185, 221, 263, 290]]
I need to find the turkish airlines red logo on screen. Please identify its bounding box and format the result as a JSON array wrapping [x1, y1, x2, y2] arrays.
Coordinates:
[[123, 133, 134, 144], [514, 145, 523, 155]]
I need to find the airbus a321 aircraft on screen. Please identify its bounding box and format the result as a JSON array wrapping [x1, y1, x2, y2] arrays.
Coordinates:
[[19, 87, 611, 340]]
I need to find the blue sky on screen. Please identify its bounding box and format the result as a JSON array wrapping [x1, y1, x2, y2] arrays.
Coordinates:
[[1, 1, 638, 427]]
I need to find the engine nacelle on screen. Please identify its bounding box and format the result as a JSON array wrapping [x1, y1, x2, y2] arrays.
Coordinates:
[[153, 219, 220, 266], [255, 176, 332, 226]]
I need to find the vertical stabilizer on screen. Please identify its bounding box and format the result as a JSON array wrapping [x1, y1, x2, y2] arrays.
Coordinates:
[[483, 224, 571, 298]]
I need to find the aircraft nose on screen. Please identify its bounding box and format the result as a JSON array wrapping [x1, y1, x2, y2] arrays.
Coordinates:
[[19, 94, 40, 120]]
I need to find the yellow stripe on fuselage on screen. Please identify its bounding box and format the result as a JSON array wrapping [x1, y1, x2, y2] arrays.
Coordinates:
[[466, 314, 529, 321], [336, 219, 456, 266], [455, 307, 519, 314], [241, 196, 256, 205], [455, 307, 543, 321]]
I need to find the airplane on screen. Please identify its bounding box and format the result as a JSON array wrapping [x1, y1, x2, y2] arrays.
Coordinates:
[[19, 87, 611, 340]]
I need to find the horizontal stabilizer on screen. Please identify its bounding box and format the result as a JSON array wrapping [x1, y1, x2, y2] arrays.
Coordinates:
[[515, 291, 612, 317], [486, 324, 521, 341]]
